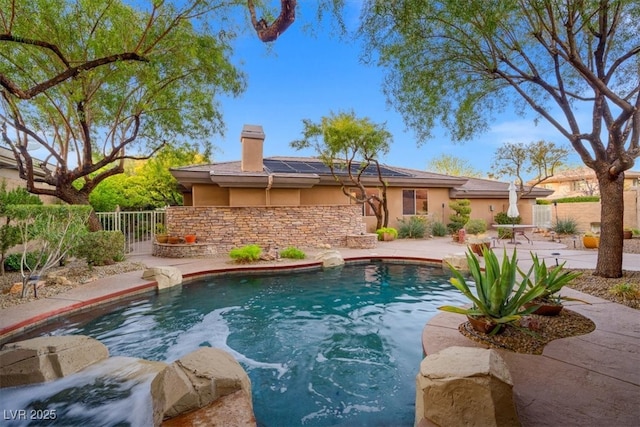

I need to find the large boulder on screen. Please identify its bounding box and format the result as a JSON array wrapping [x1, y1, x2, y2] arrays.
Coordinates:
[[142, 266, 183, 290], [0, 335, 109, 388], [314, 249, 345, 268], [151, 347, 253, 426], [416, 346, 519, 427]]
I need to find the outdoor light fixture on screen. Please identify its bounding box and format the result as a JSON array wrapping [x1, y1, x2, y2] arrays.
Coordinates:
[[489, 205, 494, 211]]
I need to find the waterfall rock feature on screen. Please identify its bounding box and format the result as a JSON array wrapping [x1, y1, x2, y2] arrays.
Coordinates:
[[0, 335, 109, 387]]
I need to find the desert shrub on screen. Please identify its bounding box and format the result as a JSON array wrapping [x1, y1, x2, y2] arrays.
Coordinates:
[[229, 244, 262, 263], [3, 252, 44, 272], [430, 221, 448, 237], [75, 231, 125, 266], [279, 246, 306, 259], [397, 216, 428, 238], [609, 283, 640, 300], [552, 218, 578, 235], [464, 219, 487, 235]]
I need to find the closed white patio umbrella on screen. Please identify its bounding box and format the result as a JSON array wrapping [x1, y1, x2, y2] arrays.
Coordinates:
[[507, 181, 519, 218]]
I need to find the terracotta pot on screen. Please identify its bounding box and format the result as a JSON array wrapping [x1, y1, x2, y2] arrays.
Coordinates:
[[184, 234, 197, 244], [469, 242, 491, 256], [466, 315, 504, 335], [381, 232, 395, 241], [623, 230, 633, 239], [583, 235, 599, 249], [156, 234, 169, 244], [526, 301, 563, 316], [168, 236, 181, 244]]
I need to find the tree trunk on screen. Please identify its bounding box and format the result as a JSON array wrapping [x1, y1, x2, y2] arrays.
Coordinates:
[[594, 170, 624, 278], [56, 188, 103, 232]]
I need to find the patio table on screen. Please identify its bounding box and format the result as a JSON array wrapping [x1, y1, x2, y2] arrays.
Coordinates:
[[492, 224, 536, 245]]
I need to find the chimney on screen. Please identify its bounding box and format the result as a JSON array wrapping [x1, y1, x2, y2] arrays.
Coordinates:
[[240, 124, 265, 172]]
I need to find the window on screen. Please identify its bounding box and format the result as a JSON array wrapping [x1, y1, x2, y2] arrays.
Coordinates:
[[403, 189, 428, 215]]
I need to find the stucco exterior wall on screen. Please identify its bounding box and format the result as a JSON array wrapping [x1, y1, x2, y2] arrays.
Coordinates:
[[267, 189, 300, 205], [300, 187, 349, 205], [0, 171, 59, 204], [166, 205, 366, 253], [229, 188, 267, 206], [549, 189, 639, 232], [192, 184, 228, 206]]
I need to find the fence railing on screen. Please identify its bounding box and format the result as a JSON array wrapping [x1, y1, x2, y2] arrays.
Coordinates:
[[96, 208, 165, 254]]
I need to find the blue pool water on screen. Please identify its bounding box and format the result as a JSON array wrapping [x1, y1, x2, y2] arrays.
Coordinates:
[[3, 262, 466, 426]]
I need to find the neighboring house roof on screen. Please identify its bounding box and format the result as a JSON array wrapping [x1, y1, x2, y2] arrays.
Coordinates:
[[450, 176, 553, 199], [0, 145, 18, 170], [529, 166, 640, 184], [0, 145, 48, 179], [171, 156, 551, 199]]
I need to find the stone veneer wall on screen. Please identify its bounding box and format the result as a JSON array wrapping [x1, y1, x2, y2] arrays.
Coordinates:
[[166, 205, 365, 255]]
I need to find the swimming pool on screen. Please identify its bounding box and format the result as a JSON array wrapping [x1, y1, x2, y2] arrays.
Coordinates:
[[3, 261, 467, 426]]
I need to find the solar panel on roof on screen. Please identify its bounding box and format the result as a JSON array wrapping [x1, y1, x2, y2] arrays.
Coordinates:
[[263, 159, 410, 177]]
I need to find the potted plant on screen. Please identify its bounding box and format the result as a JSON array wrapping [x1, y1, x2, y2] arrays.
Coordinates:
[[439, 247, 546, 335], [582, 232, 600, 249], [376, 227, 398, 241], [155, 223, 168, 243], [464, 219, 489, 255], [523, 253, 585, 315], [467, 234, 492, 256], [623, 228, 633, 239]]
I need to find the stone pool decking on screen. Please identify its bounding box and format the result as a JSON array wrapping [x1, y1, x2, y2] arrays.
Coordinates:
[[1, 236, 639, 426]]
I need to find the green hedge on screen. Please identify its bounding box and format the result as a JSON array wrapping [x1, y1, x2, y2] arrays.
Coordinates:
[[537, 196, 600, 204]]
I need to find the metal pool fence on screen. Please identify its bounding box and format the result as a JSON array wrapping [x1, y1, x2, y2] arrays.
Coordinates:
[[96, 208, 165, 255]]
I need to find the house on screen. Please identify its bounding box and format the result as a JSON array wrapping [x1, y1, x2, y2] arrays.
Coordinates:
[[534, 166, 640, 199], [530, 166, 640, 231], [166, 125, 552, 251], [0, 145, 58, 204]]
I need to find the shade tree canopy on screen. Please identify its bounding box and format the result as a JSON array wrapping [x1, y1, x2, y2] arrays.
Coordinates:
[[359, 0, 639, 277], [427, 154, 483, 178], [89, 142, 211, 211], [489, 140, 571, 197], [291, 111, 393, 230], [0, 0, 246, 229]]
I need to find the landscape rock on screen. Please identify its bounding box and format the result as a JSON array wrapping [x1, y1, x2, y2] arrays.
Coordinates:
[[442, 253, 469, 271], [0, 335, 109, 387], [142, 266, 183, 290], [314, 249, 345, 268], [416, 346, 519, 427], [151, 347, 252, 426]]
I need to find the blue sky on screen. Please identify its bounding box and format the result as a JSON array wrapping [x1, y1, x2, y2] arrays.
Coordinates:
[[209, 4, 582, 179]]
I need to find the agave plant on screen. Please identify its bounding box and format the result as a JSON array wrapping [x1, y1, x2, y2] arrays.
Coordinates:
[[523, 253, 584, 303], [439, 246, 547, 330]]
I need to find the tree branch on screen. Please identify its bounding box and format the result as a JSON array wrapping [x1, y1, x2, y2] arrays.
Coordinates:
[[247, 0, 296, 42], [0, 50, 148, 99]]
